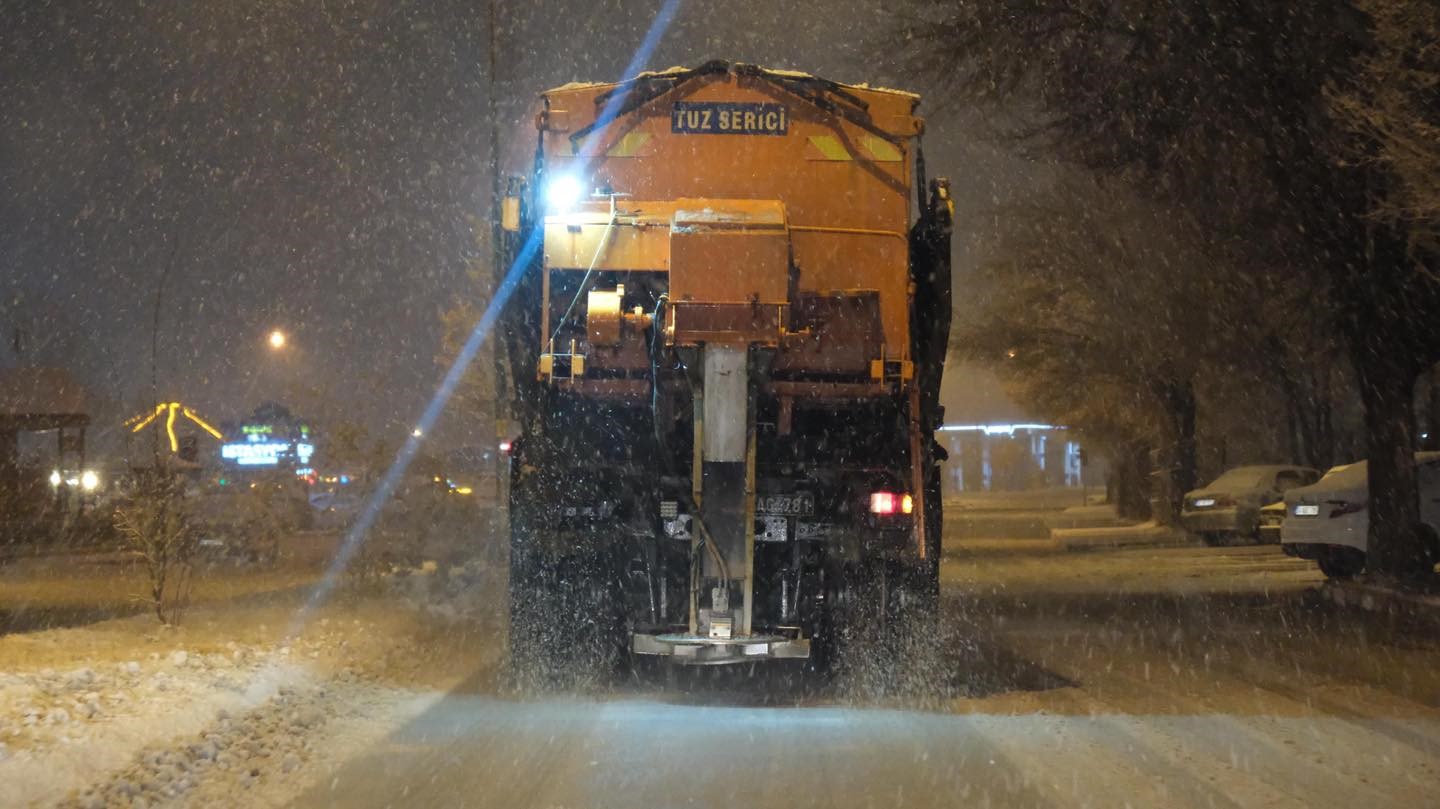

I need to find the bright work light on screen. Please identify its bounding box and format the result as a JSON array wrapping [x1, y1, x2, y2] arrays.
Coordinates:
[[545, 175, 584, 212]]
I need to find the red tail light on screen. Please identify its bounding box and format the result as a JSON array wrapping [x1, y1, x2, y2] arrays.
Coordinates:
[[870, 492, 914, 515], [499, 440, 513, 455]]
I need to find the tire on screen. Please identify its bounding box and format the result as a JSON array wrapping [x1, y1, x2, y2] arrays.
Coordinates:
[[1420, 525, 1440, 570], [825, 557, 938, 681], [1199, 531, 1226, 547], [507, 545, 547, 674], [1316, 546, 1366, 580], [508, 547, 627, 687]]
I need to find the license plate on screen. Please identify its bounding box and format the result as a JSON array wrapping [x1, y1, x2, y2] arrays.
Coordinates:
[[796, 522, 833, 540], [756, 493, 814, 516], [1294, 504, 1319, 516], [1192, 498, 1216, 508]]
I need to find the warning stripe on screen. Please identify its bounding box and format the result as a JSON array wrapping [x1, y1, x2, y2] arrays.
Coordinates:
[[808, 134, 905, 163], [606, 132, 651, 158], [862, 135, 903, 162], [559, 131, 652, 158], [806, 135, 852, 161]]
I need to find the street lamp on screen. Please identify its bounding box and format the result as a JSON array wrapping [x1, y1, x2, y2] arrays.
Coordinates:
[[268, 329, 287, 350]]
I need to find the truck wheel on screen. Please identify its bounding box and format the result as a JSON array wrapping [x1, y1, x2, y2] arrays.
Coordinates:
[[557, 550, 629, 676], [507, 545, 549, 678], [825, 558, 937, 681], [826, 560, 886, 673], [801, 566, 840, 676], [509, 545, 627, 688], [1316, 547, 1365, 580], [1420, 525, 1440, 570]]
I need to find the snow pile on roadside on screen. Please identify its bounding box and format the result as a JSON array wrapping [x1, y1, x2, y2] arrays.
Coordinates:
[[58, 677, 330, 809], [46, 617, 481, 809], [0, 610, 426, 807], [0, 643, 299, 807], [391, 559, 501, 623], [1, 646, 264, 758], [2, 552, 503, 807]]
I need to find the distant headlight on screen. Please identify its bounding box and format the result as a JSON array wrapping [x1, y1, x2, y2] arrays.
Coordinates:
[[49, 470, 62, 487], [80, 470, 100, 491], [544, 175, 584, 212]]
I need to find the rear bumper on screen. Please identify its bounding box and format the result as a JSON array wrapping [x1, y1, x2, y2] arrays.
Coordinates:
[[1280, 513, 1367, 553], [1281, 542, 1328, 560], [1180, 507, 1251, 534], [632, 632, 810, 665]]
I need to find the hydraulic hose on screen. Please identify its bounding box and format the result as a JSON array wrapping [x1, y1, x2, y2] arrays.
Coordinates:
[[646, 294, 730, 586]]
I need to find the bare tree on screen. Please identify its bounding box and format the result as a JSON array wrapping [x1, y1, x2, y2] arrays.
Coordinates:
[[898, 0, 1440, 578], [1330, 0, 1440, 259], [114, 473, 198, 625], [962, 180, 1252, 519]]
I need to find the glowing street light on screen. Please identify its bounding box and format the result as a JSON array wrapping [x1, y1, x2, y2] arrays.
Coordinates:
[[268, 329, 287, 350], [411, 428, 424, 438]]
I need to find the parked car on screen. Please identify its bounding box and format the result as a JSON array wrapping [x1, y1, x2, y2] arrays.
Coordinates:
[[1181, 465, 1321, 543], [1257, 500, 1287, 544], [191, 476, 313, 563], [1281, 452, 1440, 579]]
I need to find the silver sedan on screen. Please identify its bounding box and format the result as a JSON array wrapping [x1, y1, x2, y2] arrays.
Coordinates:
[[1181, 464, 1320, 543]]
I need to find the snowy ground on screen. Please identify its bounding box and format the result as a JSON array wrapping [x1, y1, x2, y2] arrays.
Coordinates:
[[0, 561, 501, 808], [298, 538, 1440, 809], [5, 527, 1440, 808]]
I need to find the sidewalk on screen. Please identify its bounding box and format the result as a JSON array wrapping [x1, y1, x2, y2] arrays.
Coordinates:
[[1049, 520, 1199, 551], [945, 493, 1114, 540]]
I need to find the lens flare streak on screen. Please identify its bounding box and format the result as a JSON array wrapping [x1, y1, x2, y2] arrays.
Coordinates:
[[288, 0, 686, 634]]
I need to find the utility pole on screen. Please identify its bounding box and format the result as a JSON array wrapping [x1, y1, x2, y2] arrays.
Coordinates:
[[487, 0, 510, 534], [150, 237, 181, 468]]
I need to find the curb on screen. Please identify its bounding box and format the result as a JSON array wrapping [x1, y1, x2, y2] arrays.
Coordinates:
[[1320, 579, 1440, 625], [1049, 522, 1201, 551]]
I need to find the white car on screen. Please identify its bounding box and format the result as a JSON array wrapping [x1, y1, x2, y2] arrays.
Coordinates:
[[1181, 465, 1320, 543], [1281, 452, 1440, 579]]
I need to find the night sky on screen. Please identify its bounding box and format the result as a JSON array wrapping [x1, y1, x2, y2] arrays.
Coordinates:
[[1, 0, 1042, 454]]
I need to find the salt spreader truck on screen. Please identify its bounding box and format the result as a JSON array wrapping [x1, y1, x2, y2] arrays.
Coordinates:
[[497, 61, 951, 669]]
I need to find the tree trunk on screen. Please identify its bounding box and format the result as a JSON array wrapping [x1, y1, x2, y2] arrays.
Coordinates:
[[1113, 441, 1152, 522], [1267, 335, 1309, 465], [1425, 364, 1440, 451], [1312, 364, 1335, 470], [1269, 334, 1340, 470], [1357, 358, 1428, 579], [1154, 378, 1197, 523]]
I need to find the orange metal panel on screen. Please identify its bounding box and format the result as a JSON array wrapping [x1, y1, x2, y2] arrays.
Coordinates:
[[669, 200, 789, 306], [540, 70, 918, 362], [544, 214, 671, 271]]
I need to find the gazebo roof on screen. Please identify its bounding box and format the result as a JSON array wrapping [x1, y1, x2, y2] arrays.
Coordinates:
[[0, 367, 91, 431]]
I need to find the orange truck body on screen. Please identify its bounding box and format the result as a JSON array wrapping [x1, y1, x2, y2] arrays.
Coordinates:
[[501, 62, 952, 668]]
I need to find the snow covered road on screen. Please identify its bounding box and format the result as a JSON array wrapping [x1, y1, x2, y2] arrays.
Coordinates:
[[295, 541, 1440, 809], [4, 539, 1437, 807]]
